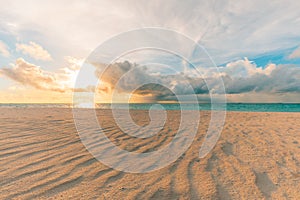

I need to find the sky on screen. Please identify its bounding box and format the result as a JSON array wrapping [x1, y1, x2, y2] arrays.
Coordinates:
[[0, 0, 299, 103]]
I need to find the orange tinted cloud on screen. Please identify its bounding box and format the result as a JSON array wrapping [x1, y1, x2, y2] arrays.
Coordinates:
[[0, 58, 69, 92], [16, 42, 52, 61]]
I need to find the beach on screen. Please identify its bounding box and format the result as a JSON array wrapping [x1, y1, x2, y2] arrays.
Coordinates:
[[0, 107, 300, 199]]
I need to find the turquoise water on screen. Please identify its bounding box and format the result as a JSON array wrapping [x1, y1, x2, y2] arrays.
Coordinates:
[[1, 103, 300, 112], [98, 103, 300, 112]]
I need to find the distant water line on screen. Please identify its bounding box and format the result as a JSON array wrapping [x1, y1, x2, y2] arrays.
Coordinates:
[[1, 103, 300, 112]]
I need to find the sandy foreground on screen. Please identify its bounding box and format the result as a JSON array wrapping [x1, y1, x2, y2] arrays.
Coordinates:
[[0, 108, 300, 199]]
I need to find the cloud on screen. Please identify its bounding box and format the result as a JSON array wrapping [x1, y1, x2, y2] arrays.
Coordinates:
[[16, 42, 52, 61], [91, 59, 300, 102], [94, 61, 208, 101], [1, 0, 300, 64], [1, 1, 300, 102], [64, 56, 83, 71], [220, 58, 275, 77], [219, 59, 300, 94], [1, 57, 299, 102], [288, 46, 300, 59], [0, 58, 78, 92], [0, 40, 10, 57]]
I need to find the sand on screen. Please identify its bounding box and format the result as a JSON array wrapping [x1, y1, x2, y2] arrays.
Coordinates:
[[0, 108, 300, 199]]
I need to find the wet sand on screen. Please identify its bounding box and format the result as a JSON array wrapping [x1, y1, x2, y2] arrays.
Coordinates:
[[0, 108, 300, 199]]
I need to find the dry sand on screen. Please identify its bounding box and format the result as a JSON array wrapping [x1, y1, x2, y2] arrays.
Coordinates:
[[0, 108, 300, 199]]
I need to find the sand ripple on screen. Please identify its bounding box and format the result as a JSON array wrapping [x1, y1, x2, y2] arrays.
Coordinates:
[[0, 108, 300, 199]]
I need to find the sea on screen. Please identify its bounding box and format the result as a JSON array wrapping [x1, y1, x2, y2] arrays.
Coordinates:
[[0, 103, 300, 112]]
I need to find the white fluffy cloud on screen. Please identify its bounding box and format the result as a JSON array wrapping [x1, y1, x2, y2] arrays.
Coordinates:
[[0, 40, 10, 57], [16, 42, 52, 61], [219, 58, 276, 77], [215, 59, 299, 94]]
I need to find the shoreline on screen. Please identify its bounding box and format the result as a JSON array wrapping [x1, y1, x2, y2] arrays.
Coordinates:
[[1, 106, 300, 114]]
